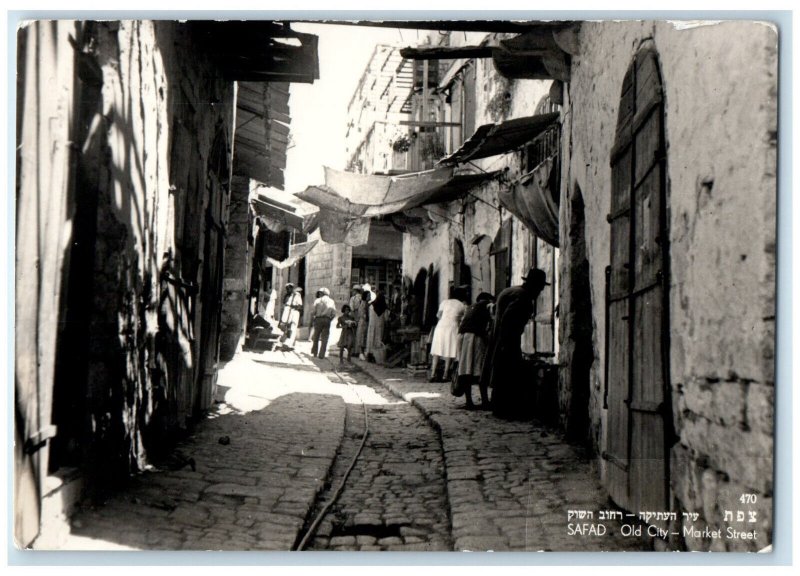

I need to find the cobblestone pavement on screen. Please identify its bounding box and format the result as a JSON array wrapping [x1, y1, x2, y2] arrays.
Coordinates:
[[57, 341, 653, 554], [300, 358, 452, 551], [350, 358, 653, 553], [61, 350, 349, 551]]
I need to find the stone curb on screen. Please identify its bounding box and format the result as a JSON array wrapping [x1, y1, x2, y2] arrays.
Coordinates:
[[350, 362, 466, 551]]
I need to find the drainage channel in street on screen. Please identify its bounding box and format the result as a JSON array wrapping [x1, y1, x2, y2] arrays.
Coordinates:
[[294, 358, 453, 552]]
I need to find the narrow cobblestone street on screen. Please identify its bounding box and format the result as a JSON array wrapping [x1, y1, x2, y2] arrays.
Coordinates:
[[59, 340, 652, 553], [300, 359, 452, 551]]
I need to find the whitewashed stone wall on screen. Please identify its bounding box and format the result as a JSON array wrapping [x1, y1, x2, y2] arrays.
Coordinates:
[[562, 20, 777, 551]]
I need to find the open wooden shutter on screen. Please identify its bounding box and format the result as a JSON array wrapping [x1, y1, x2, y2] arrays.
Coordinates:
[[492, 218, 513, 296], [15, 21, 77, 546]]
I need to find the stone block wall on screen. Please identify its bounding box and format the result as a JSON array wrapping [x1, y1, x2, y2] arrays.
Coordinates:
[[219, 175, 252, 361], [302, 234, 353, 325], [562, 20, 777, 550], [76, 21, 234, 484]]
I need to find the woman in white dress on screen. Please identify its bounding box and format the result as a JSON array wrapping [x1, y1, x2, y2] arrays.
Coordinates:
[[429, 287, 467, 381]]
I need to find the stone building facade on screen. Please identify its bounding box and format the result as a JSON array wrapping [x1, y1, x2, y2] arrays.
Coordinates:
[[301, 45, 410, 323], [559, 20, 776, 551], [345, 44, 414, 174], [398, 20, 776, 551], [400, 31, 556, 355], [14, 19, 317, 547]]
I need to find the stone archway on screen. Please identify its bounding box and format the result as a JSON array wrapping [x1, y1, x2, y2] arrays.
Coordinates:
[[560, 184, 593, 446]]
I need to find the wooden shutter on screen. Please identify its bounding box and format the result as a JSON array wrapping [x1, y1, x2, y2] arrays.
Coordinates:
[[492, 218, 513, 296], [605, 47, 670, 513], [15, 22, 78, 546], [462, 62, 477, 139]]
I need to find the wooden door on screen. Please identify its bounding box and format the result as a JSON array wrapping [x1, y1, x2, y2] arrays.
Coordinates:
[[196, 128, 229, 413], [15, 21, 77, 547], [604, 47, 670, 513], [492, 218, 513, 296]]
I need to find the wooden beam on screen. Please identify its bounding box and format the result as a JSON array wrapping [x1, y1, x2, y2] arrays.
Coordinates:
[[400, 45, 493, 60], [318, 20, 575, 34], [491, 50, 552, 80], [400, 120, 462, 127]]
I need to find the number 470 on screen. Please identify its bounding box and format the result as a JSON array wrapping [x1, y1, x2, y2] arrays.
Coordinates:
[[740, 494, 758, 504]]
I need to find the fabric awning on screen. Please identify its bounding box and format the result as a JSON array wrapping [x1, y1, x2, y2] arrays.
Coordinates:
[[317, 214, 372, 246], [439, 112, 560, 165], [251, 197, 305, 232], [295, 167, 496, 218], [499, 157, 560, 247], [294, 166, 496, 246], [266, 240, 319, 269]]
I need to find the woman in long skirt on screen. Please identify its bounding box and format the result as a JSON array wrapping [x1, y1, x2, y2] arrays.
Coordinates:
[[456, 292, 494, 409], [428, 288, 467, 381]]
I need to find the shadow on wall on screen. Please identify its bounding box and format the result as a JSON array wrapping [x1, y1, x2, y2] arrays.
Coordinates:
[[48, 21, 226, 494]]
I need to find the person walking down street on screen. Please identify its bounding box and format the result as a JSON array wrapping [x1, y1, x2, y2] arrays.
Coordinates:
[[429, 287, 467, 382], [336, 304, 358, 364], [278, 284, 303, 351], [354, 284, 372, 359], [481, 267, 549, 419], [454, 291, 495, 410], [307, 289, 323, 344], [365, 287, 388, 363], [310, 287, 337, 359]]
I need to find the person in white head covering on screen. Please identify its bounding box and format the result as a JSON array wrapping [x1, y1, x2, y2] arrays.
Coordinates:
[[279, 284, 303, 350]]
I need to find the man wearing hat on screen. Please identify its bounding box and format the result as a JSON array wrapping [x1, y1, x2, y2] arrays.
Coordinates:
[[311, 287, 337, 358], [279, 283, 304, 350], [481, 267, 550, 419]]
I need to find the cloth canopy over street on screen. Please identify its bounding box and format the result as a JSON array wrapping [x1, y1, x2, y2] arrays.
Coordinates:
[[294, 166, 498, 246]]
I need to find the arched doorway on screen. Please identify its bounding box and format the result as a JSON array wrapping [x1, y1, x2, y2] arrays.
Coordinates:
[[423, 264, 439, 331], [452, 238, 471, 302], [563, 184, 592, 445], [604, 45, 672, 514], [412, 267, 428, 327], [470, 234, 492, 296]]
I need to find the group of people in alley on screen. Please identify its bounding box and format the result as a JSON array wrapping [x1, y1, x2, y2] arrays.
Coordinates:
[[269, 266, 550, 420], [427, 267, 550, 418], [275, 281, 392, 363]]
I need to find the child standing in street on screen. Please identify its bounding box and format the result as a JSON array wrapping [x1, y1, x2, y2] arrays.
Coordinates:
[[337, 304, 357, 364]]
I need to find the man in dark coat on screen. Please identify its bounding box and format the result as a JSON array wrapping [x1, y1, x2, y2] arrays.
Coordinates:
[[482, 267, 549, 419]]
